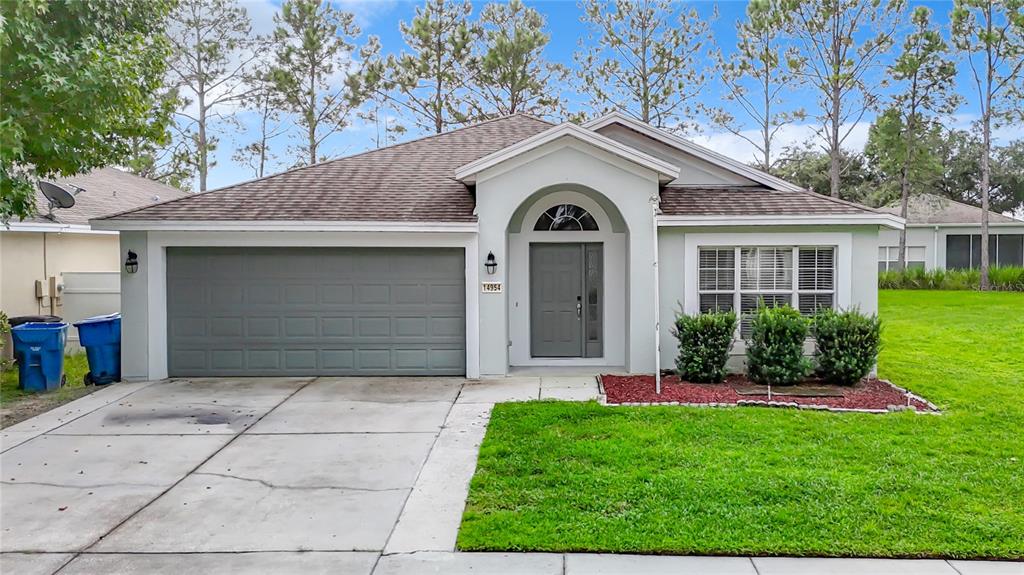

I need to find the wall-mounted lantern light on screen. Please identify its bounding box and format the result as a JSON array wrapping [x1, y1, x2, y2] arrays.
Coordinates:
[[125, 250, 139, 274], [484, 251, 497, 275]]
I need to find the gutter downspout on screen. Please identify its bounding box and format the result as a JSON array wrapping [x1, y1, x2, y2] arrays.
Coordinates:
[[651, 196, 661, 394], [932, 225, 939, 270]]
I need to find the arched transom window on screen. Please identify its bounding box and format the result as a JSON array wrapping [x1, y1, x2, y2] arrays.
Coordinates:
[[533, 204, 599, 231]]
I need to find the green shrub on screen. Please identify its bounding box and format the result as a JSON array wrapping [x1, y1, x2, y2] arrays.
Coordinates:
[[672, 310, 738, 383], [811, 308, 882, 386], [878, 266, 1024, 291], [745, 304, 812, 386]]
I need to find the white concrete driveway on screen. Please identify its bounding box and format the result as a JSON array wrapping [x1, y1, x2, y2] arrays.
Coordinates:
[[1, 377, 1014, 575], [0, 376, 599, 574]]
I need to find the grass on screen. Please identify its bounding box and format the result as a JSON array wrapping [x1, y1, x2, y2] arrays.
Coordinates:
[[1, 353, 94, 428], [458, 291, 1024, 559]]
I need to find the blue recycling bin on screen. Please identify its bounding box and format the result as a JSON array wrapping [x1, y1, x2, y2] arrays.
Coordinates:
[[74, 313, 121, 385], [11, 322, 69, 392]]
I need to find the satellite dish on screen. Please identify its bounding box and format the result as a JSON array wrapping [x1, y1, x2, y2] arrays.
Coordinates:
[[37, 181, 84, 220]]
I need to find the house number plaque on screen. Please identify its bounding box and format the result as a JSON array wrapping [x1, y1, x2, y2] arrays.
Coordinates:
[[481, 282, 503, 293]]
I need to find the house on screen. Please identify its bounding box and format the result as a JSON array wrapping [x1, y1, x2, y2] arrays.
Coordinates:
[[91, 113, 902, 380], [0, 167, 188, 349], [877, 193, 1024, 271]]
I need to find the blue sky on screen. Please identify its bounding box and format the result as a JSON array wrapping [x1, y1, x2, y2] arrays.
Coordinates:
[[202, 0, 1018, 191]]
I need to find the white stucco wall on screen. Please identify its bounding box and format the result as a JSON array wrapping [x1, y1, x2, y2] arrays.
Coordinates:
[[657, 225, 881, 371], [474, 139, 661, 375], [880, 225, 1024, 269]]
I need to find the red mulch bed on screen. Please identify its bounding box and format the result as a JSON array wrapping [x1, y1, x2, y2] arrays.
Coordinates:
[[601, 374, 938, 413]]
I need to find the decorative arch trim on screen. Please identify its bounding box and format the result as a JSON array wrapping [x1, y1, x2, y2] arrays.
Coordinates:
[[507, 184, 628, 234]]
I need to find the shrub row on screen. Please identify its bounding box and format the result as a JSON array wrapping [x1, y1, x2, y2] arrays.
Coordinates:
[[879, 266, 1024, 291], [672, 305, 881, 386]]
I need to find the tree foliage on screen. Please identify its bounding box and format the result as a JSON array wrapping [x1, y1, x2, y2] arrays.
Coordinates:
[[878, 6, 960, 269], [465, 0, 567, 120], [269, 0, 362, 166], [351, 0, 475, 134], [232, 68, 289, 178], [0, 0, 174, 222], [785, 0, 903, 199], [575, 0, 710, 132], [773, 144, 879, 204], [166, 0, 256, 191], [707, 0, 804, 172]]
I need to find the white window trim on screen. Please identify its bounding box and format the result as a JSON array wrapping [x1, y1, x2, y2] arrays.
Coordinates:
[[683, 232, 852, 316]]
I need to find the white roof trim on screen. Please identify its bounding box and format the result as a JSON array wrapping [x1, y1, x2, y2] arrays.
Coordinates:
[[3, 222, 117, 235], [583, 112, 804, 192], [905, 222, 1024, 228], [89, 219, 480, 233], [657, 213, 905, 231], [454, 122, 681, 183]]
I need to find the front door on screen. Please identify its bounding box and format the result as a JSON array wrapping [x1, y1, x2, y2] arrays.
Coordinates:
[[530, 243, 602, 358]]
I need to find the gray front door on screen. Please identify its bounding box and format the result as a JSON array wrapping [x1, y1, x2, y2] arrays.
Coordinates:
[[166, 247, 465, 377], [530, 243, 602, 358]]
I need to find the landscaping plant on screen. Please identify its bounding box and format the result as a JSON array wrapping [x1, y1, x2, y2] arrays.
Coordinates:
[[672, 310, 738, 383], [878, 265, 1023, 291], [745, 304, 811, 386], [812, 307, 882, 386]]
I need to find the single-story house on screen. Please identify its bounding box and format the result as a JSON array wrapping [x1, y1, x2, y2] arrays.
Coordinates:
[[877, 194, 1024, 271], [92, 113, 902, 380], [1, 168, 188, 349]]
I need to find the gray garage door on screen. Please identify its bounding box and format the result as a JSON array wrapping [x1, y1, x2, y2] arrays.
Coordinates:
[[166, 247, 465, 376]]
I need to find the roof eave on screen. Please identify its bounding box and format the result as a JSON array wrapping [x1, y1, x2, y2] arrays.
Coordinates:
[[89, 219, 480, 233], [657, 213, 905, 230]]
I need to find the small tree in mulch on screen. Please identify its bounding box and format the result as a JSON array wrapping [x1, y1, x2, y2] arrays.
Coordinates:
[[811, 308, 882, 386], [673, 310, 738, 383], [745, 304, 812, 386]]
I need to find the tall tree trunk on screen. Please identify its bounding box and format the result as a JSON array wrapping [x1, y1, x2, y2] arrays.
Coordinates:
[[979, 3, 993, 291], [198, 90, 207, 191]]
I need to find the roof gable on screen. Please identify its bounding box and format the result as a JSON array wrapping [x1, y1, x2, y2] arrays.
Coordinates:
[[878, 193, 1022, 225], [454, 122, 680, 183], [583, 112, 803, 192]]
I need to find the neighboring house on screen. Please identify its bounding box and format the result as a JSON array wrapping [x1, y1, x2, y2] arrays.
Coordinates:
[[0, 167, 188, 349], [92, 113, 902, 380], [877, 194, 1024, 271]]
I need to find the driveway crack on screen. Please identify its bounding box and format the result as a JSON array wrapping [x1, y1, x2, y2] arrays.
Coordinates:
[[191, 471, 409, 493]]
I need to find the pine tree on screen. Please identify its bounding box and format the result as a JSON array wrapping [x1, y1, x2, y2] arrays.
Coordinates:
[[706, 0, 803, 172], [951, 0, 1024, 290], [350, 0, 475, 134], [785, 0, 903, 198], [232, 68, 289, 178], [575, 0, 710, 133], [466, 0, 566, 120], [270, 0, 362, 166], [166, 0, 255, 191], [884, 6, 960, 270]]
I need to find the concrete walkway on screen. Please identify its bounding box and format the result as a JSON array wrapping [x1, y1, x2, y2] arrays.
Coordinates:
[[0, 377, 1017, 575]]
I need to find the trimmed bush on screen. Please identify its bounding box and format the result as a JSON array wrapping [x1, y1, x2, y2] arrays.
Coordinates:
[[672, 310, 738, 383], [745, 304, 811, 386], [811, 308, 882, 386], [879, 265, 1024, 291]]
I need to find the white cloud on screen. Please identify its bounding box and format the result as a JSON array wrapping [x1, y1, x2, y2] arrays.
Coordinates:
[[691, 121, 872, 165]]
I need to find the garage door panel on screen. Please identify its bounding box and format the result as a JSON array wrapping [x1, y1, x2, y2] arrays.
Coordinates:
[[167, 247, 465, 376]]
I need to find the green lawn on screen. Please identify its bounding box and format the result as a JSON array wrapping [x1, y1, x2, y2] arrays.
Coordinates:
[[458, 291, 1024, 559], [1, 353, 92, 428]]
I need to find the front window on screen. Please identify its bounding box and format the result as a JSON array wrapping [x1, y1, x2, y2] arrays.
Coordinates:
[[878, 246, 926, 272], [534, 204, 599, 231], [946, 234, 1024, 269], [698, 246, 836, 336]]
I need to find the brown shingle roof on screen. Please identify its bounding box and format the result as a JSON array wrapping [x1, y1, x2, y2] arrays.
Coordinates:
[[23, 167, 189, 226], [877, 193, 1021, 224], [659, 186, 882, 217], [101, 114, 554, 223]]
